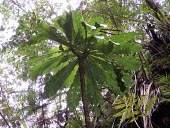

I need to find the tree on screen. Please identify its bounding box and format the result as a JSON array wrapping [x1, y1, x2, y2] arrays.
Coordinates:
[[12, 8, 141, 127], [1, 0, 170, 127]]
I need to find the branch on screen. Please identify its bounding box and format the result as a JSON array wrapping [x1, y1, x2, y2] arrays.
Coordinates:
[[45, 0, 58, 17], [11, 0, 28, 13], [0, 112, 10, 127]]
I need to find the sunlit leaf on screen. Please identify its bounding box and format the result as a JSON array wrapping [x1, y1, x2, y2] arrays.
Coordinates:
[[110, 32, 140, 45], [43, 59, 78, 98]]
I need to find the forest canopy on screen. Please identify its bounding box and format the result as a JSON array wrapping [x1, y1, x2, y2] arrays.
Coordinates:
[[0, 0, 170, 127]]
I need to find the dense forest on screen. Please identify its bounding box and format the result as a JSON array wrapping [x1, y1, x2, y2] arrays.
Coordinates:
[[0, 0, 170, 127]]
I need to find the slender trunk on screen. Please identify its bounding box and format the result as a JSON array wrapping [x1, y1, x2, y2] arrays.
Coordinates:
[[78, 57, 91, 128]]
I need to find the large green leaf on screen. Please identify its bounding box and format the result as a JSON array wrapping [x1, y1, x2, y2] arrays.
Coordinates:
[[28, 34, 47, 45], [73, 24, 86, 51], [63, 12, 75, 43], [86, 58, 106, 85], [35, 21, 56, 40], [67, 73, 81, 112], [43, 59, 78, 98], [88, 16, 105, 25], [112, 42, 142, 54], [28, 52, 75, 80], [57, 11, 76, 43], [89, 54, 117, 85], [113, 56, 141, 70], [89, 53, 125, 94], [63, 64, 79, 88], [84, 59, 104, 112], [122, 73, 133, 87], [97, 38, 113, 54], [28, 58, 55, 80], [34, 20, 70, 46], [110, 32, 140, 45], [72, 10, 84, 34]]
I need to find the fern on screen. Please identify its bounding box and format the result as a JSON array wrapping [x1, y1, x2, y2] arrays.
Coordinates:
[[156, 74, 170, 102]]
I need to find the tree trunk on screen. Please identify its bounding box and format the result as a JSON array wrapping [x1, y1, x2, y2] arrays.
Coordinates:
[[78, 56, 91, 128]]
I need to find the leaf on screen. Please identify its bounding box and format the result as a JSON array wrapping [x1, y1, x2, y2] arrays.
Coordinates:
[[112, 42, 142, 54], [95, 38, 113, 54], [89, 54, 120, 93], [43, 59, 78, 98], [114, 104, 126, 109], [145, 96, 156, 114], [63, 65, 79, 88], [127, 43, 142, 53], [84, 59, 104, 106], [86, 57, 106, 85], [73, 23, 86, 49], [36, 20, 69, 46], [57, 11, 83, 44], [27, 54, 52, 66], [63, 12, 75, 43], [67, 73, 81, 112], [47, 53, 76, 75], [114, 56, 141, 70], [28, 34, 47, 45], [88, 16, 105, 25], [28, 57, 59, 80], [53, 61, 69, 75], [66, 120, 81, 128], [114, 108, 127, 117], [93, 106, 101, 117], [88, 17, 105, 36], [122, 73, 133, 87], [129, 117, 139, 123], [72, 10, 83, 34], [28, 52, 74, 80], [110, 32, 139, 45], [35, 21, 56, 40]]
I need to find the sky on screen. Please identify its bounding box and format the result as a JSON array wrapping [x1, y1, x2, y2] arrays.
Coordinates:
[[0, 0, 80, 22], [0, 0, 81, 47]]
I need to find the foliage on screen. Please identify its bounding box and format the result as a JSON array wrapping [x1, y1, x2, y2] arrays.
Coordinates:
[[1, 0, 170, 127], [12, 8, 141, 127], [113, 93, 156, 127], [156, 74, 170, 102], [85, 0, 143, 31], [16, 10, 138, 103]]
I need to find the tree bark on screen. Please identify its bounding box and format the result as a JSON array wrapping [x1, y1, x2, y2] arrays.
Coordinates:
[[78, 56, 91, 128]]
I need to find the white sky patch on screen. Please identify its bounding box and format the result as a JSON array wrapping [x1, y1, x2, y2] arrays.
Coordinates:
[[0, 0, 81, 46], [59, 0, 81, 10], [0, 15, 2, 26]]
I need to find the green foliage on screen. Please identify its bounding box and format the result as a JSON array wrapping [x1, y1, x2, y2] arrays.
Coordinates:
[[114, 93, 141, 123], [1, 0, 170, 127], [113, 93, 156, 125], [113, 56, 141, 70], [14, 9, 142, 124], [67, 74, 81, 112], [14, 11, 141, 112], [156, 74, 170, 102]]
